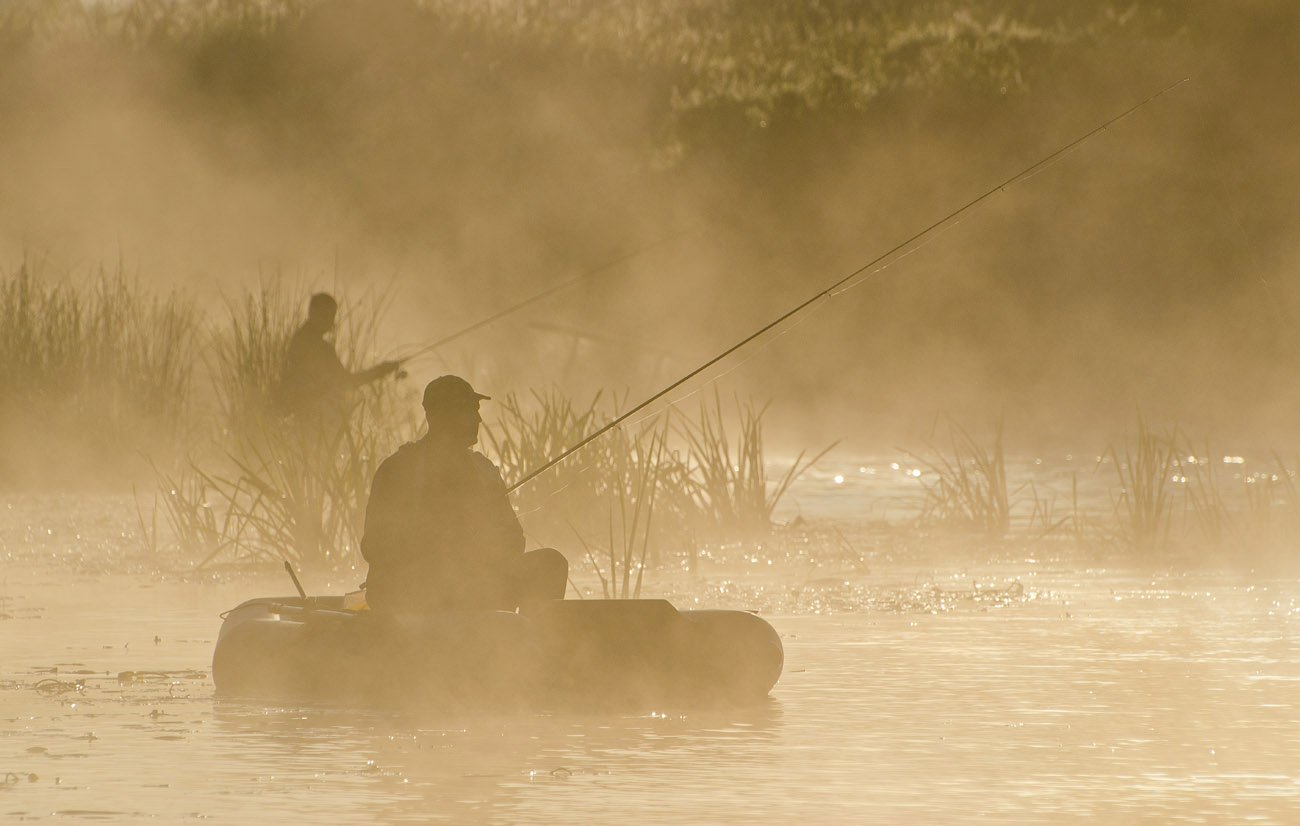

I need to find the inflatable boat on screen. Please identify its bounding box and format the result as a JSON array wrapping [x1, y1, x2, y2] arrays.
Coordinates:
[[212, 596, 783, 709]]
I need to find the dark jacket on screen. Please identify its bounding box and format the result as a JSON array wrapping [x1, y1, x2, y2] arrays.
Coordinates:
[[276, 324, 352, 417], [361, 438, 525, 612]]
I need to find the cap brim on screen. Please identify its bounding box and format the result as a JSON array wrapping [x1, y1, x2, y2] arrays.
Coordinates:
[[423, 393, 491, 407]]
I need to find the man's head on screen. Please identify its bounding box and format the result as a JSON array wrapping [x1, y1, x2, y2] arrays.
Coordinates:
[[422, 375, 490, 447], [306, 292, 338, 333]]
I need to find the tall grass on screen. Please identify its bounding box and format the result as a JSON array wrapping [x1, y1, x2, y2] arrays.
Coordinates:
[[1183, 444, 1234, 551], [571, 422, 671, 599], [1105, 417, 1181, 554], [206, 282, 298, 440], [138, 394, 417, 569], [195, 411, 387, 566], [1184, 450, 1300, 561], [205, 278, 405, 439], [906, 421, 1010, 536], [175, 282, 416, 568], [677, 390, 837, 538], [3, 264, 830, 574], [0, 262, 197, 481], [483, 387, 836, 583], [894, 417, 1300, 565], [16, 263, 1300, 572], [147, 462, 257, 568], [483, 389, 609, 518]]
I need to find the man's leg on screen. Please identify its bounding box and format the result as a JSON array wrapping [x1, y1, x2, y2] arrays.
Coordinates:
[[513, 548, 568, 608]]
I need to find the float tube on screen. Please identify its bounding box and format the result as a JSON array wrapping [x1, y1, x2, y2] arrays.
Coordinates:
[[212, 597, 783, 709]]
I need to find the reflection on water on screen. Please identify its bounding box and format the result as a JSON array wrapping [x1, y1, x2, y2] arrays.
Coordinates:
[[2, 498, 1299, 822], [206, 701, 783, 823]]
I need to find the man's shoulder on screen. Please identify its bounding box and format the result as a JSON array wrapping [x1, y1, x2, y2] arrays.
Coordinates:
[[375, 441, 423, 478], [287, 324, 331, 358], [377, 444, 503, 478], [465, 451, 508, 486], [287, 323, 314, 348]]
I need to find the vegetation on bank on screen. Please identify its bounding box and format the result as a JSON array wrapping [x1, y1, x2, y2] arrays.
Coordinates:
[[907, 418, 1300, 568], [4, 267, 1295, 577], [2, 3, 1296, 576], [1, 0, 1170, 118], [0, 263, 199, 479], [4, 0, 1292, 434], [0, 265, 834, 569], [0, 0, 1211, 233]]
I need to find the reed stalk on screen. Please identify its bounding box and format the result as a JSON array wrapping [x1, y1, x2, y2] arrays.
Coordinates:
[[570, 419, 669, 598], [150, 282, 414, 568], [1105, 416, 1181, 554], [906, 420, 1011, 537], [676, 389, 837, 537], [0, 262, 198, 480]]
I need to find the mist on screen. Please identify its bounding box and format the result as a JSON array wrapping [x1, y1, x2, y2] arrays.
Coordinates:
[[3, 1, 1297, 459], [5, 4, 1300, 821]]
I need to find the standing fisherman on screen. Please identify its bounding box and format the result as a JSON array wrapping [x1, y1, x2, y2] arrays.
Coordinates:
[[360, 376, 568, 614], [276, 292, 400, 422]]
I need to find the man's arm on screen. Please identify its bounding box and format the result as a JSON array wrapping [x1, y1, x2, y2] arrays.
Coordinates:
[[475, 455, 525, 557], [305, 338, 397, 391], [360, 458, 401, 566], [351, 359, 401, 387]]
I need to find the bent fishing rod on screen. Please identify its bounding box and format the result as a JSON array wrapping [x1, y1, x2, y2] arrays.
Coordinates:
[[390, 227, 699, 367], [506, 77, 1190, 495]]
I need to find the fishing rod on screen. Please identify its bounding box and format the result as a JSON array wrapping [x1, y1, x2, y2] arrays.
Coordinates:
[[506, 77, 1191, 495], [283, 560, 307, 600], [390, 227, 699, 367]]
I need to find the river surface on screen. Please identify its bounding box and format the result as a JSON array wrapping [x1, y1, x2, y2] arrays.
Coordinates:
[[2, 495, 1299, 823]]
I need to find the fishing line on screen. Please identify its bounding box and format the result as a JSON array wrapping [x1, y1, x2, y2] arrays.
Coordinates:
[[506, 77, 1190, 495], [616, 305, 826, 433], [389, 226, 699, 366], [537, 299, 826, 450], [828, 214, 967, 298]]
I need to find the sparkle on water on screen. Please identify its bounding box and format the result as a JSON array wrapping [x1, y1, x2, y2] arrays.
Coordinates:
[[2, 457, 1298, 823]]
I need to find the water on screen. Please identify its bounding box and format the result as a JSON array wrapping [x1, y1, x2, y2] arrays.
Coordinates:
[[3, 497, 1300, 823]]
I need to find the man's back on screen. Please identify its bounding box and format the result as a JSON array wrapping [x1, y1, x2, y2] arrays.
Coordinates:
[[277, 323, 350, 416], [361, 438, 525, 613]]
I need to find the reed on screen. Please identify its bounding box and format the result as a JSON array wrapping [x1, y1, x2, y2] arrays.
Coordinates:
[[1105, 416, 1182, 554], [570, 421, 670, 599], [146, 462, 260, 567], [482, 388, 612, 542], [1183, 445, 1237, 551], [206, 281, 298, 440], [205, 278, 403, 440], [0, 262, 198, 480], [215, 420, 350, 565], [906, 421, 1011, 537], [1252, 454, 1300, 559], [148, 281, 416, 567], [146, 396, 416, 568], [1023, 480, 1073, 541], [677, 390, 837, 538], [1184, 450, 1300, 557], [484, 386, 832, 586]]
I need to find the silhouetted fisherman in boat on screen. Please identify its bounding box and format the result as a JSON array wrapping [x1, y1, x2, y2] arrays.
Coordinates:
[[360, 375, 568, 614], [275, 292, 399, 422]]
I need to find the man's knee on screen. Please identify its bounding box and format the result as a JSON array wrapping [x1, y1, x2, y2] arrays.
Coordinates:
[[527, 547, 568, 578], [520, 548, 568, 601]]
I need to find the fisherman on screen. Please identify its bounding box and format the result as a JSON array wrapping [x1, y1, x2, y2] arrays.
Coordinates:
[[275, 292, 399, 421], [360, 375, 568, 614]]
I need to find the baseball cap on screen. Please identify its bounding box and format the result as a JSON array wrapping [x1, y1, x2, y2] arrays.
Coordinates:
[[422, 375, 490, 408]]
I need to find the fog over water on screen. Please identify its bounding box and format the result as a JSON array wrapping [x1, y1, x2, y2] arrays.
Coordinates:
[[3, 3, 1300, 823], [3, 1, 1299, 450]]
